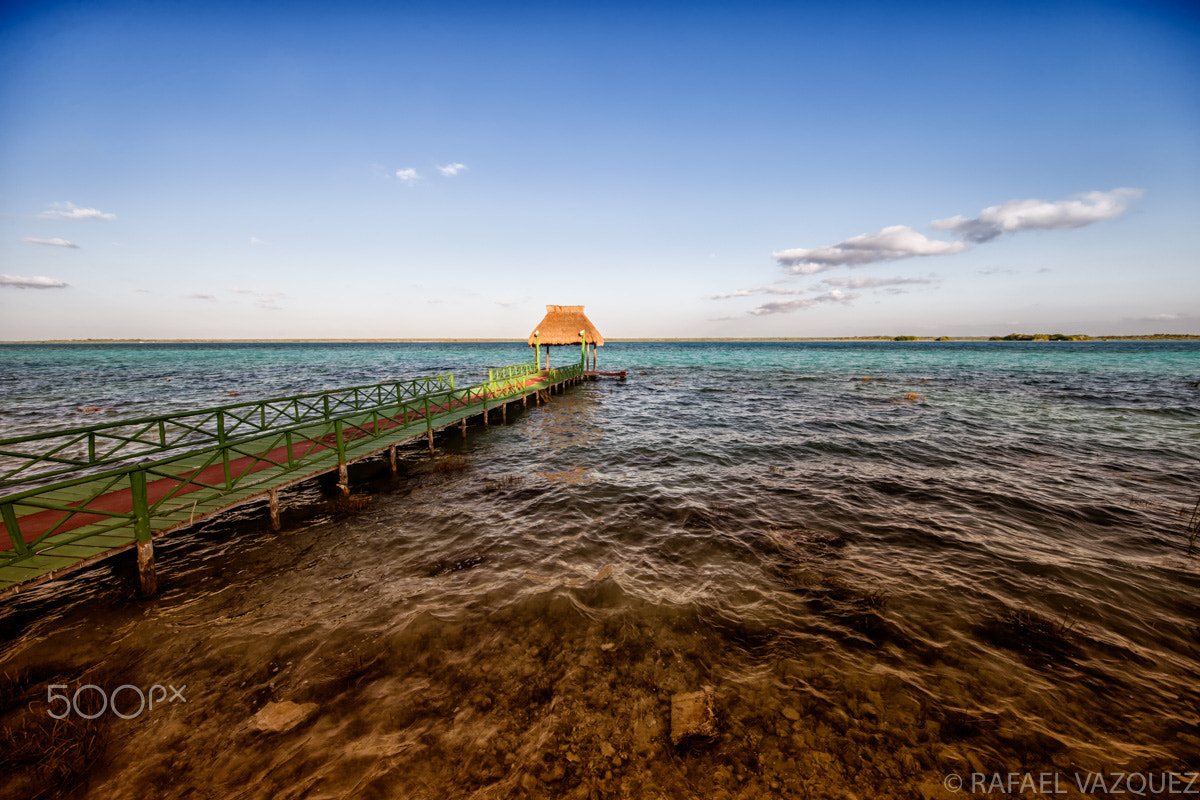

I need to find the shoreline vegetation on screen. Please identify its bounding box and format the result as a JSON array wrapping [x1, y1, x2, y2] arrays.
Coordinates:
[[1, 334, 1197, 344]]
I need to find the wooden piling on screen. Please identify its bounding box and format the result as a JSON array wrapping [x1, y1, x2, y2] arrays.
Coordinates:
[[269, 487, 281, 530], [502, 402, 507, 423], [337, 463, 350, 496], [388, 444, 398, 475]]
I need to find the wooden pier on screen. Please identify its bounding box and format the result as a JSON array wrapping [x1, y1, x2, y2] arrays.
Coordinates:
[[0, 361, 586, 597]]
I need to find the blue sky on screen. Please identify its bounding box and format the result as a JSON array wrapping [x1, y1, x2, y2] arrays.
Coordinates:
[[1, 0, 1197, 339]]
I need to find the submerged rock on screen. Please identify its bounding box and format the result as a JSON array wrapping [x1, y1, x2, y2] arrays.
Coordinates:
[[670, 686, 717, 744], [251, 700, 318, 733]]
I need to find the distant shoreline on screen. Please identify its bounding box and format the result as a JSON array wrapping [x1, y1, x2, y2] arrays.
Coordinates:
[[2, 335, 1197, 344]]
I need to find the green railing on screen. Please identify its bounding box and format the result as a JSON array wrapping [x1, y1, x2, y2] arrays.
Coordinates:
[[0, 363, 583, 580], [488, 362, 539, 383], [0, 374, 455, 489]]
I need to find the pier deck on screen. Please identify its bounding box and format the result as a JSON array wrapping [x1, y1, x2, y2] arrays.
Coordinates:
[[0, 362, 584, 596]]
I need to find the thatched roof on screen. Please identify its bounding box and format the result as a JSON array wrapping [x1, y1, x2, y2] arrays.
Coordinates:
[[527, 305, 605, 346]]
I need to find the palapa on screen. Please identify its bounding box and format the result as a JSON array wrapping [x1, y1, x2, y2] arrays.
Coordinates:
[[527, 305, 605, 347]]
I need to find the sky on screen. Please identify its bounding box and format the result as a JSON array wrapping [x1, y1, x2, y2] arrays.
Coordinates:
[[1, 0, 1198, 340]]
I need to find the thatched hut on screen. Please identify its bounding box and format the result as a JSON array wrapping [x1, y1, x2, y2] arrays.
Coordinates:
[[527, 305, 604, 370]]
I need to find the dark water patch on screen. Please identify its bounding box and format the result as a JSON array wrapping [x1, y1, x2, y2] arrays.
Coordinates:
[[976, 607, 1083, 668]]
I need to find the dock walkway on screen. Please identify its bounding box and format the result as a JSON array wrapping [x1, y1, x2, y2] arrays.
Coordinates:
[[0, 361, 584, 596]]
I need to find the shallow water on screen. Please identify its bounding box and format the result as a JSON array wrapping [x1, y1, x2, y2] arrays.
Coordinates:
[[1, 341, 1199, 799]]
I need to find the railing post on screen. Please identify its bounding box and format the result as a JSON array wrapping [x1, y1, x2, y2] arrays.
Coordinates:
[[129, 468, 157, 596], [88, 432, 96, 464], [217, 411, 232, 489], [424, 396, 434, 454], [334, 419, 349, 496], [323, 395, 331, 420], [1, 502, 30, 558]]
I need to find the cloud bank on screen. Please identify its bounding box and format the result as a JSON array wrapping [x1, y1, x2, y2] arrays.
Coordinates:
[[395, 168, 420, 185], [715, 186, 1144, 317], [437, 163, 467, 176], [1, 274, 70, 289], [772, 225, 966, 274], [37, 201, 116, 221], [23, 237, 79, 248], [932, 188, 1142, 242]]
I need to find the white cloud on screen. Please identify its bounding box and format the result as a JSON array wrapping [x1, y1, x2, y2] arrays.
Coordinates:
[[437, 163, 467, 176], [36, 201, 116, 221], [187, 292, 216, 301], [709, 286, 809, 300], [22, 237, 79, 248], [772, 225, 966, 273], [1, 273, 69, 289], [932, 188, 1143, 242], [748, 290, 858, 316], [821, 276, 933, 289], [395, 168, 421, 185], [249, 236, 269, 246]]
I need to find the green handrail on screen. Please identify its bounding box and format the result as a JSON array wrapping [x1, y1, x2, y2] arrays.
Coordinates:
[[0, 373, 454, 488]]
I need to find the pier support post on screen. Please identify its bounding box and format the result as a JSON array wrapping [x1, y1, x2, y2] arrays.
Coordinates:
[[502, 402, 507, 424], [269, 488, 281, 531], [388, 444, 398, 475], [137, 540, 156, 597], [130, 469, 157, 597], [334, 419, 350, 496]]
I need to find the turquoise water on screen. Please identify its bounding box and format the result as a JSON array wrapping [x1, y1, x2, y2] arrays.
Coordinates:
[[1, 341, 1198, 798]]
